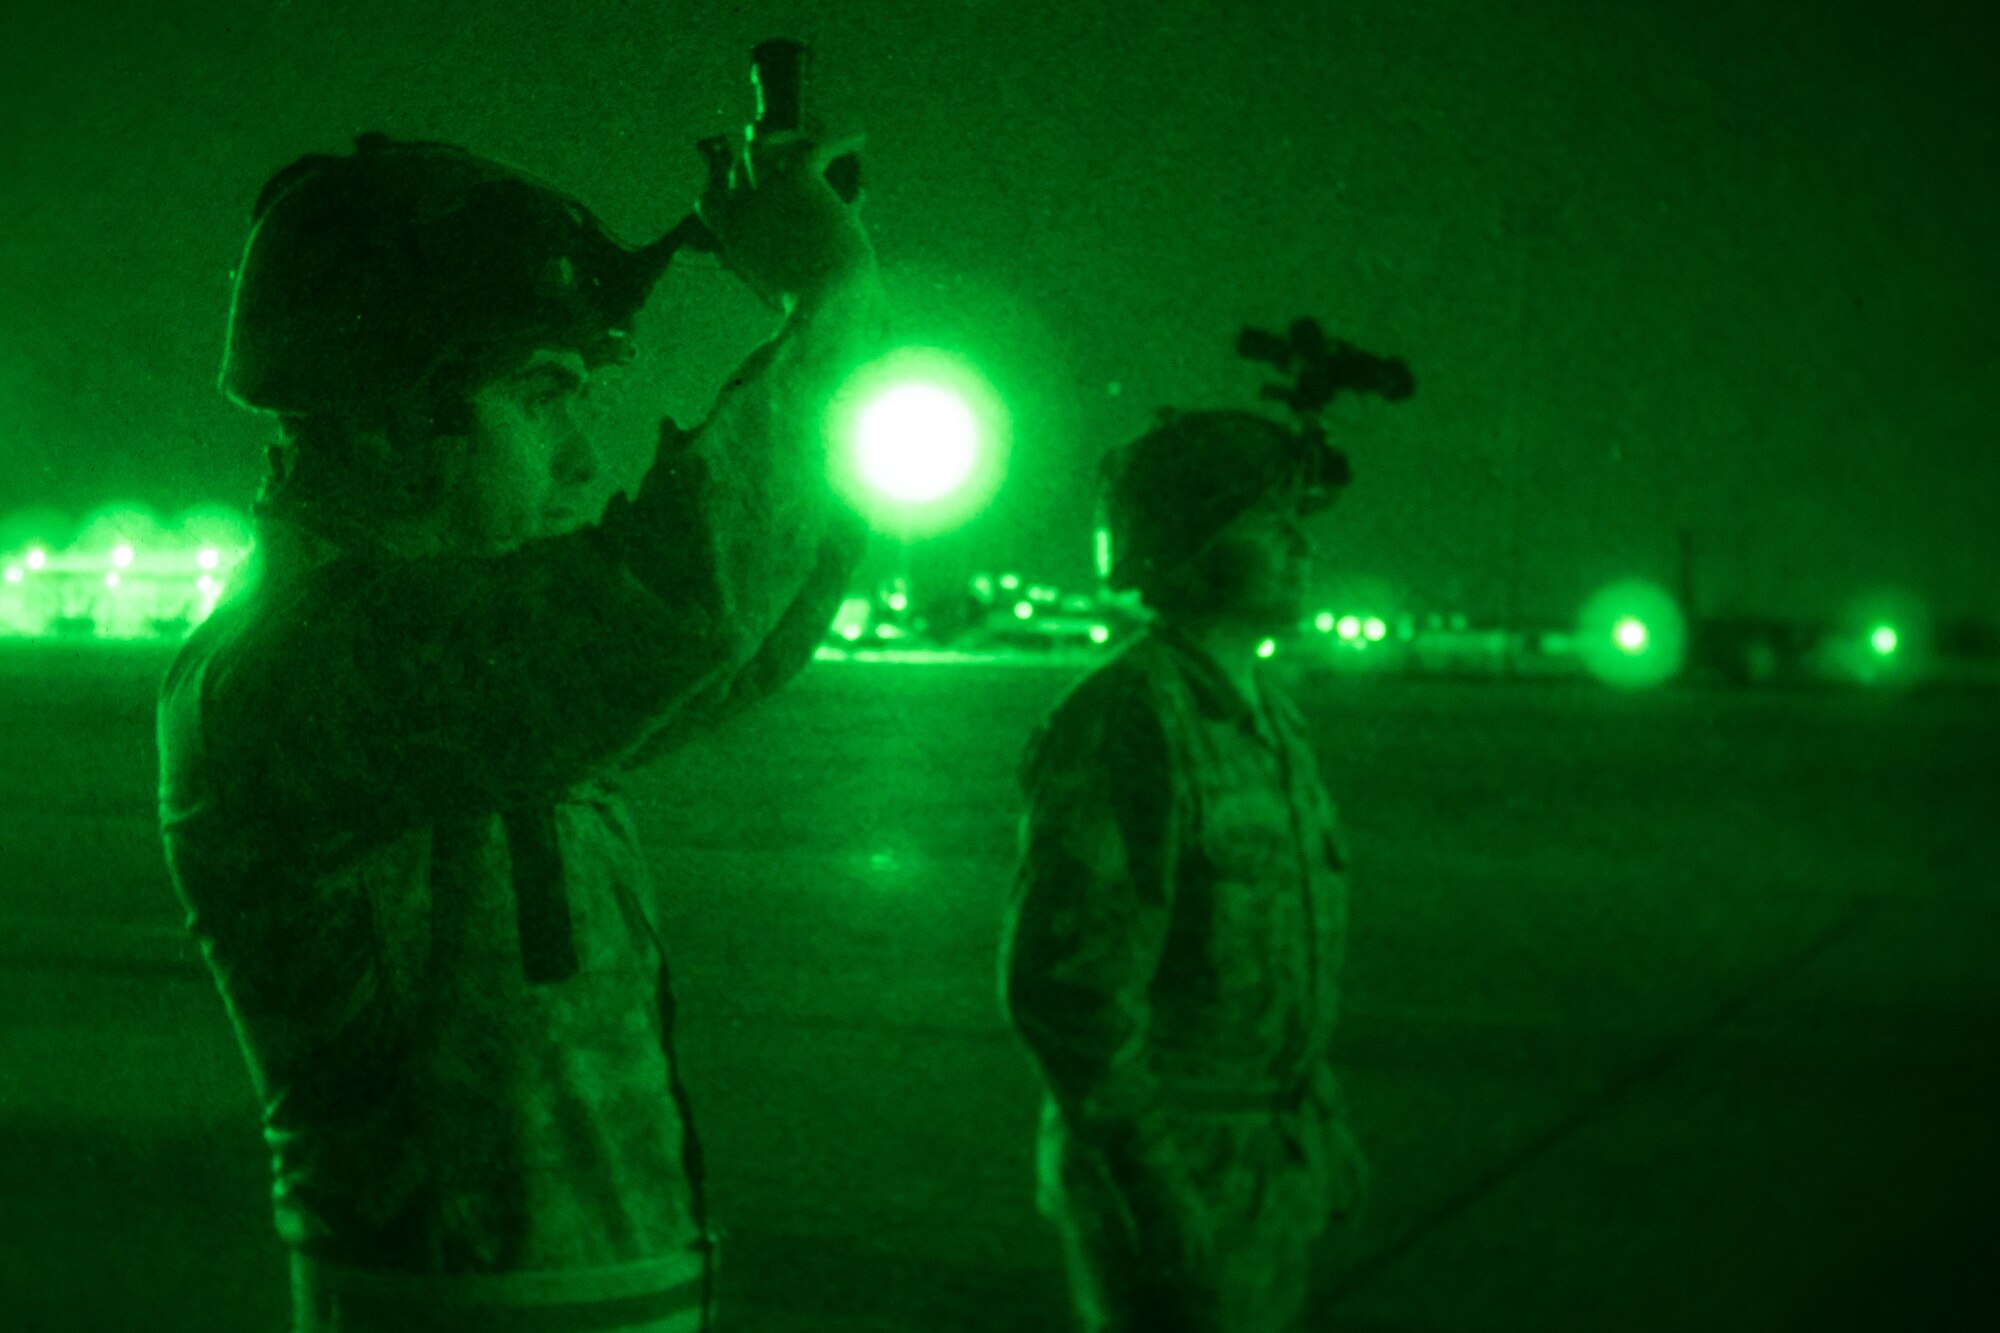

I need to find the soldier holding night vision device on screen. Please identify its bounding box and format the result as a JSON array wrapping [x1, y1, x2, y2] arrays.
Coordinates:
[[157, 39, 881, 1333]]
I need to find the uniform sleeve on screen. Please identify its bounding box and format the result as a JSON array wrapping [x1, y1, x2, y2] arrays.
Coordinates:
[[605, 273, 884, 764], [1000, 679, 1182, 1142], [617, 504, 871, 768], [660, 272, 887, 647], [200, 275, 888, 831]]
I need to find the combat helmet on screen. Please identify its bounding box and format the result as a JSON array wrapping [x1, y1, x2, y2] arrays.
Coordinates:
[[220, 132, 672, 419], [1096, 408, 1350, 598]]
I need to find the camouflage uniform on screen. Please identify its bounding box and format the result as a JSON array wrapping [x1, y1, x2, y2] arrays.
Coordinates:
[[157, 294, 882, 1331], [1002, 620, 1366, 1333]]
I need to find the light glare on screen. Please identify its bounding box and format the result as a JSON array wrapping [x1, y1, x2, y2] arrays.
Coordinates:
[[854, 383, 979, 504], [1579, 580, 1685, 689]]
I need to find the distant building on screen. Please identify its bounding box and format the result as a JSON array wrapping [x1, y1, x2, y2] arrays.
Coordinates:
[[2, 505, 250, 640]]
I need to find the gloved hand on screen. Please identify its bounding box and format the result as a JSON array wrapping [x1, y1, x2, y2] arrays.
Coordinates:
[[693, 124, 876, 314]]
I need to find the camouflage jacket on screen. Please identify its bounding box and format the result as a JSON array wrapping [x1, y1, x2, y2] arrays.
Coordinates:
[[156, 286, 883, 1309], [1001, 621, 1352, 1144]]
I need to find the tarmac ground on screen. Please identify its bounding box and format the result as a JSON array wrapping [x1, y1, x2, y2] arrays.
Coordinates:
[[2, 642, 1996, 1331]]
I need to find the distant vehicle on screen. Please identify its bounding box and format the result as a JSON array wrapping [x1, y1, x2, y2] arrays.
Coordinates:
[[962, 610, 1117, 655]]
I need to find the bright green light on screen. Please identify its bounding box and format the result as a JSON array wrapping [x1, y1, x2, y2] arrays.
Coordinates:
[[840, 624, 862, 642], [853, 384, 978, 504], [25, 548, 47, 570], [3, 566, 20, 585], [1869, 624, 1898, 656], [104, 571, 121, 589], [1014, 600, 1034, 620], [1088, 624, 1110, 644], [829, 346, 1010, 537], [999, 573, 1021, 591], [112, 544, 134, 569], [1314, 611, 1335, 633], [886, 591, 908, 612], [197, 548, 221, 571], [1337, 615, 1361, 641], [197, 575, 218, 595], [1256, 639, 1276, 659], [1580, 581, 1685, 689], [1363, 616, 1386, 642]]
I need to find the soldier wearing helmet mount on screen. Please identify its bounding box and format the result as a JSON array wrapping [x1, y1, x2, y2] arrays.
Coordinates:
[[1000, 404, 1377, 1332], [156, 122, 884, 1333]]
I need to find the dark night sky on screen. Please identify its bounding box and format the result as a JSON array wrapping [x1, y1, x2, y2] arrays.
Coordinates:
[[3, 0, 1996, 622]]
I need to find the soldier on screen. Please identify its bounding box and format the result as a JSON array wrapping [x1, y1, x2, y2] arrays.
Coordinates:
[[1001, 407, 1369, 1333], [156, 124, 884, 1332]]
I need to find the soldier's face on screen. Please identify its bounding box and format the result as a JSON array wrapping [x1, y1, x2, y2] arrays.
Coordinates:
[[452, 347, 603, 553], [1198, 496, 1317, 632]]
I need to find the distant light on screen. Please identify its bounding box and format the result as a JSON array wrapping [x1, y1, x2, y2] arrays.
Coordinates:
[[853, 383, 979, 504], [3, 566, 20, 585], [1363, 616, 1387, 642], [1314, 611, 1335, 633], [1257, 639, 1277, 659], [197, 548, 221, 571], [999, 573, 1021, 591], [886, 591, 908, 612], [1094, 527, 1114, 582], [830, 346, 1010, 537], [197, 575, 217, 595], [1579, 580, 1685, 689], [1014, 600, 1034, 620], [25, 548, 47, 570], [112, 544, 134, 568], [1088, 624, 1110, 644], [839, 624, 863, 642], [1869, 624, 1898, 656], [104, 571, 121, 589], [1337, 615, 1361, 641]]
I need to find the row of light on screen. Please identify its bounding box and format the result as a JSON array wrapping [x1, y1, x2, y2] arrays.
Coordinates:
[[1611, 614, 1898, 659], [15, 569, 227, 589], [5, 545, 226, 577], [1314, 612, 1388, 642], [5, 545, 233, 617]]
